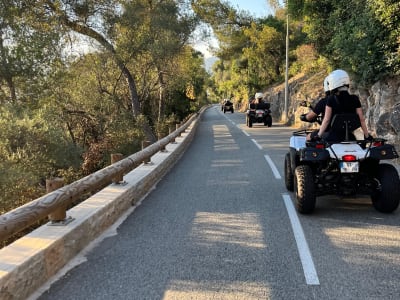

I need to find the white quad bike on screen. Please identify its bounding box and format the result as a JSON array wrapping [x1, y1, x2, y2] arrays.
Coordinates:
[[285, 113, 400, 214]]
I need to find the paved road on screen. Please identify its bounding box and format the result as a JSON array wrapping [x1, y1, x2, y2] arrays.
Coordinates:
[[35, 106, 400, 300]]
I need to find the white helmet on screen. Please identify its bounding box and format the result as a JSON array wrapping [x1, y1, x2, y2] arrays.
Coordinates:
[[327, 69, 350, 91], [255, 92, 263, 99], [323, 76, 330, 92]]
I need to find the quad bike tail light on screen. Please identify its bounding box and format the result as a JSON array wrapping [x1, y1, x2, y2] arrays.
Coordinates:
[[373, 141, 384, 147], [342, 154, 357, 162], [315, 143, 325, 149]]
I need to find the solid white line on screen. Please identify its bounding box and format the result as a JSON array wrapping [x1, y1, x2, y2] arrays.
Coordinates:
[[282, 194, 320, 285], [251, 138, 262, 150], [242, 129, 250, 136], [264, 155, 282, 179]]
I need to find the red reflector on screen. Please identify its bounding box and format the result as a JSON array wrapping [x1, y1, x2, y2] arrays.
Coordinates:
[[315, 143, 325, 149], [342, 155, 356, 162], [373, 141, 383, 147]]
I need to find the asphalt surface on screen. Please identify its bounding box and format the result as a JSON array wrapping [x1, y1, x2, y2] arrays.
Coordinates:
[[36, 106, 400, 300]]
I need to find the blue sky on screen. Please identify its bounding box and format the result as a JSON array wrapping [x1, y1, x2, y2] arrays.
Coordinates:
[[227, 0, 273, 17]]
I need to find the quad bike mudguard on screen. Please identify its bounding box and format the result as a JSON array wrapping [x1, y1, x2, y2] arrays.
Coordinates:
[[368, 144, 399, 160], [299, 147, 330, 162]]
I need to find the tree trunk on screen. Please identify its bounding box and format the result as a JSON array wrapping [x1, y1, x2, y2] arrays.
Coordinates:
[[0, 36, 17, 102], [157, 70, 166, 123], [5, 76, 17, 102], [46, 1, 156, 142]]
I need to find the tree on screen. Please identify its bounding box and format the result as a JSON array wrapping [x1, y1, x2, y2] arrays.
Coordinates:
[[119, 0, 198, 125], [243, 20, 286, 83], [40, 0, 157, 141], [291, 0, 400, 83], [0, 0, 61, 102]]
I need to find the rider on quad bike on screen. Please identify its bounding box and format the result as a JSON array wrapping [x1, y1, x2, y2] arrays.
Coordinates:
[[223, 99, 234, 113], [300, 76, 331, 140], [284, 69, 400, 214], [314, 69, 372, 142], [246, 92, 272, 127]]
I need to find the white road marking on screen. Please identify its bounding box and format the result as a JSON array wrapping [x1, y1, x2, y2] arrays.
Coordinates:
[[251, 139, 263, 150], [264, 155, 282, 179], [282, 194, 320, 285], [241, 128, 250, 136]]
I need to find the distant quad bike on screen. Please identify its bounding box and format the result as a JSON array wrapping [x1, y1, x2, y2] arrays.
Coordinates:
[[285, 113, 400, 214], [223, 100, 234, 113], [246, 102, 272, 127]]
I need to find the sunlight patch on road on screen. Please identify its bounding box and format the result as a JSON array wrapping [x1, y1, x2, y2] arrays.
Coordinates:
[[163, 280, 270, 300], [213, 125, 240, 151], [191, 212, 266, 249], [210, 159, 243, 167], [325, 226, 400, 265]]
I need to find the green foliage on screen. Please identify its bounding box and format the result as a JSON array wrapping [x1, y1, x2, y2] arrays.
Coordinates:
[[243, 21, 285, 84], [289, 44, 329, 76], [0, 104, 83, 213], [296, 0, 400, 83], [194, 1, 309, 102], [368, 0, 400, 75], [0, 1, 61, 102]]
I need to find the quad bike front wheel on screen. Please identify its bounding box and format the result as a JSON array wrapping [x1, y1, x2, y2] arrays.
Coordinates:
[[294, 165, 316, 214], [371, 163, 400, 213], [284, 153, 294, 191]]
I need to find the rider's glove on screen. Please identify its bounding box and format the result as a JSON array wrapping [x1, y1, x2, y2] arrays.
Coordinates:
[[364, 134, 373, 141], [311, 134, 322, 142], [300, 114, 308, 122]]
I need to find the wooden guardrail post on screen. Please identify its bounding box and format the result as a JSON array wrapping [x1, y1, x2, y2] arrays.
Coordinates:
[[158, 132, 167, 152], [47, 178, 73, 225], [142, 140, 152, 164], [111, 153, 124, 184], [176, 123, 182, 136], [169, 126, 176, 144]]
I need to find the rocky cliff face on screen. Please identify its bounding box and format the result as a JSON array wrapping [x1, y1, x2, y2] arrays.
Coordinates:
[[264, 73, 400, 151]]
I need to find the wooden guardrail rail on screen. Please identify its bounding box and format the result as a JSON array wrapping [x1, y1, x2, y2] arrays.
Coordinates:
[[0, 111, 200, 243]]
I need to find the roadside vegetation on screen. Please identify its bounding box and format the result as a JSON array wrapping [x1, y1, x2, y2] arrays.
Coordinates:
[[1, 0, 399, 214], [198, 0, 399, 106]]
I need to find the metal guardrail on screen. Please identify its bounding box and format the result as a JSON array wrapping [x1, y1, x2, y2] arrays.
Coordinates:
[[0, 110, 202, 243]]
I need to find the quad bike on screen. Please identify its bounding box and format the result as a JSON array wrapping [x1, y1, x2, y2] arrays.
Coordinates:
[[246, 102, 272, 127], [223, 101, 234, 113], [284, 113, 400, 214]]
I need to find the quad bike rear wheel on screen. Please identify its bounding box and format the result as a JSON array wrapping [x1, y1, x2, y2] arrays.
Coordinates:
[[248, 116, 253, 127], [284, 153, 294, 191], [371, 163, 400, 213], [264, 115, 272, 127], [294, 165, 316, 214]]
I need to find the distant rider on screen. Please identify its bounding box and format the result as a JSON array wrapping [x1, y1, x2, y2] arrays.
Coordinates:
[[253, 92, 270, 110], [301, 76, 331, 141]]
